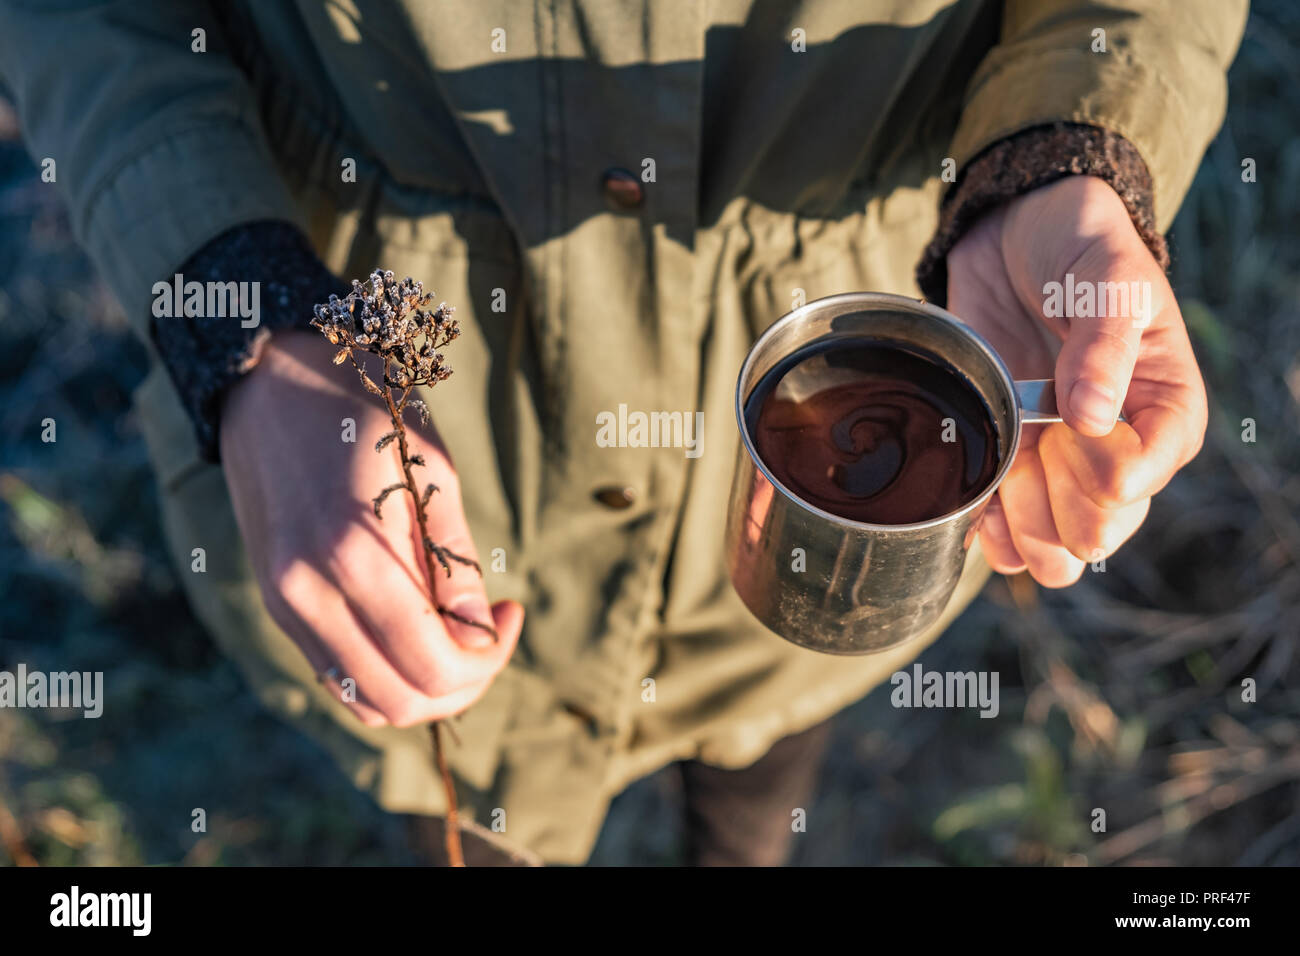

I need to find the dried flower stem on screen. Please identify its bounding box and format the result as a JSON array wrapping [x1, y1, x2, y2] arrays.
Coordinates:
[[381, 387, 493, 637], [377, 386, 464, 867], [313, 270, 499, 867]]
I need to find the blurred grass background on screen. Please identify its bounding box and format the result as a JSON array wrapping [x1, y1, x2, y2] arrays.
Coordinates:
[[2, 2, 1297, 866]]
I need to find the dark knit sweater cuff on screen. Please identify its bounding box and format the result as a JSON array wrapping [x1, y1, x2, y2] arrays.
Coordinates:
[[150, 221, 344, 463], [916, 122, 1169, 307]]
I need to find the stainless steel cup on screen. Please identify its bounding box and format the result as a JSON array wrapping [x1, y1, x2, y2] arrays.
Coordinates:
[[725, 292, 1066, 655]]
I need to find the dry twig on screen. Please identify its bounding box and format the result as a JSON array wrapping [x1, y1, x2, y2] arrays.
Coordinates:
[[313, 270, 498, 867]]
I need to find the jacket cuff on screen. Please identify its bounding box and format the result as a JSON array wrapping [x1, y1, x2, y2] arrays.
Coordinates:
[[150, 221, 343, 463], [915, 122, 1168, 308]]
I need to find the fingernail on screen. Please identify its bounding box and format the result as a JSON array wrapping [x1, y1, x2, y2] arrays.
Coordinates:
[[445, 597, 496, 648], [1069, 380, 1118, 432]]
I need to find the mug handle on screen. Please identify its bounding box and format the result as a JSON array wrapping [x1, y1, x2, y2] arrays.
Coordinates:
[[1015, 379, 1128, 426]]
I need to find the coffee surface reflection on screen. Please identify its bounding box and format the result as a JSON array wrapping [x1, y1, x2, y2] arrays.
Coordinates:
[[745, 340, 998, 524]]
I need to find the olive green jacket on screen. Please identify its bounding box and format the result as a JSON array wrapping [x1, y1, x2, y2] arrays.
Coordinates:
[[0, 0, 1246, 862]]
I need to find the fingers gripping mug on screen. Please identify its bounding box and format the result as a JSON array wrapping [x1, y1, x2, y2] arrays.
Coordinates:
[[725, 292, 1078, 655]]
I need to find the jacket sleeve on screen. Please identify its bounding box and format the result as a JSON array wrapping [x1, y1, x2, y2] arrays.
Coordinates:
[[945, 0, 1249, 232], [0, 0, 303, 340], [916, 122, 1166, 306]]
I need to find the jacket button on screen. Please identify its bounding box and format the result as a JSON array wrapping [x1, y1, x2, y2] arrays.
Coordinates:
[[593, 486, 636, 509], [601, 168, 643, 210]]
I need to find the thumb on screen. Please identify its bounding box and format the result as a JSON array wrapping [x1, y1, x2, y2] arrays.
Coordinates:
[[1051, 242, 1166, 437], [490, 599, 525, 651]]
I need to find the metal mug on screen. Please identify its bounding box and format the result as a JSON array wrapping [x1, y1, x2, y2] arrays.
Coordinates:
[[725, 291, 1070, 655]]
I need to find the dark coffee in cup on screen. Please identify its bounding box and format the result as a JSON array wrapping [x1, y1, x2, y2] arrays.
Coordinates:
[[744, 338, 998, 525]]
